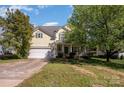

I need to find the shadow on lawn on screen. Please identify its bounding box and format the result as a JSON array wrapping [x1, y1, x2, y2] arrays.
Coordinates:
[[49, 58, 68, 64], [80, 58, 124, 70], [50, 58, 124, 70]]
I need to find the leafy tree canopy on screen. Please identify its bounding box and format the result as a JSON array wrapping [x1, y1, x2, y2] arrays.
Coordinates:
[[67, 6, 124, 62], [0, 9, 33, 58]]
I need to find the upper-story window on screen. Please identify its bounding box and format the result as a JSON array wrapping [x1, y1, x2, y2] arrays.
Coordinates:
[[59, 32, 65, 41], [35, 32, 43, 38]]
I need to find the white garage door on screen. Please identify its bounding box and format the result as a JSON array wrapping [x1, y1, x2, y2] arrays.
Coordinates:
[[28, 48, 51, 59]]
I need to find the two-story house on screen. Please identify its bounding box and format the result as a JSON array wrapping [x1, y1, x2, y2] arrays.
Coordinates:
[[28, 26, 79, 59]]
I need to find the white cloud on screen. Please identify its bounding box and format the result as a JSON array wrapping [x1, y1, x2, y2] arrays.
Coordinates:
[[68, 14, 72, 19], [35, 6, 49, 15], [69, 5, 73, 8], [0, 6, 33, 17], [42, 22, 59, 26], [0, 7, 8, 17], [35, 9, 40, 15], [69, 5, 73, 11], [9, 5, 33, 12], [37, 5, 48, 9]]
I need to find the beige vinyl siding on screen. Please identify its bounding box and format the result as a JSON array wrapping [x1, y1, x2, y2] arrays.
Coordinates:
[[55, 28, 66, 41], [31, 30, 54, 47]]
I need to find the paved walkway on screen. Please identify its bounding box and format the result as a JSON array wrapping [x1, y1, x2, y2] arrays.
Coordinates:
[[0, 59, 48, 87]]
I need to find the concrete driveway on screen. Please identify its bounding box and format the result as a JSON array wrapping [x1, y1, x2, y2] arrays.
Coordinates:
[[0, 59, 48, 87]]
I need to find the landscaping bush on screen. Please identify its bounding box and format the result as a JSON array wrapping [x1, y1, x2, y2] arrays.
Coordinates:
[[94, 55, 118, 59], [68, 59, 78, 64], [87, 52, 95, 56], [50, 58, 66, 63], [96, 55, 106, 58], [120, 55, 123, 60], [81, 55, 90, 59], [56, 53, 63, 58], [110, 54, 118, 59], [50, 58, 79, 64], [68, 52, 76, 59], [0, 54, 20, 60]]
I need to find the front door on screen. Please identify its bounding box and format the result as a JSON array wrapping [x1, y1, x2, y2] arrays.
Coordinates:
[[64, 46, 69, 54]]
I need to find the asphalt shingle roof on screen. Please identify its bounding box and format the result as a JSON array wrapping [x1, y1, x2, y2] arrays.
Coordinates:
[[38, 26, 61, 40]]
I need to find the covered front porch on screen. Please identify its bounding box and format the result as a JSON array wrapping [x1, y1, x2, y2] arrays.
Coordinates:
[[51, 42, 81, 58]]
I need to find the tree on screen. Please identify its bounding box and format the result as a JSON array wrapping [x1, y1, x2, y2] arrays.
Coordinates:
[[1, 9, 33, 58], [66, 6, 92, 54], [0, 17, 6, 46], [68, 6, 124, 62], [90, 6, 124, 62]]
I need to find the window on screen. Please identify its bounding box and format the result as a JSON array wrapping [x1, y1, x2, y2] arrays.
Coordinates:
[[35, 32, 43, 38], [38, 33, 41, 38], [57, 44, 62, 51], [72, 47, 77, 52], [59, 32, 64, 41]]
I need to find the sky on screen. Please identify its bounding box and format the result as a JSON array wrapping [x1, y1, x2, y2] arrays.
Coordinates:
[[0, 5, 73, 26]]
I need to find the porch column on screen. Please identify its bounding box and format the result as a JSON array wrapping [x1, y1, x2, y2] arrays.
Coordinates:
[[96, 45, 99, 56], [52, 43, 58, 58], [55, 44, 57, 57], [70, 44, 72, 53], [62, 44, 65, 57]]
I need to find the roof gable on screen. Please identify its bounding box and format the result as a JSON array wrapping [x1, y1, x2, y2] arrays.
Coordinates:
[[38, 26, 61, 40], [33, 26, 70, 40]]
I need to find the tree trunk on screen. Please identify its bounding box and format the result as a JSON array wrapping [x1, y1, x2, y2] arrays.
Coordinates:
[[106, 54, 110, 62], [96, 45, 99, 56], [106, 50, 110, 62]]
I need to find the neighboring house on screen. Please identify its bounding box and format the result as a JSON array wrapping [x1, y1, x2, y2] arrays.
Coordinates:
[[28, 26, 79, 59], [0, 45, 16, 55], [0, 28, 4, 56], [0, 45, 4, 56], [118, 51, 124, 59], [0, 28, 15, 55]]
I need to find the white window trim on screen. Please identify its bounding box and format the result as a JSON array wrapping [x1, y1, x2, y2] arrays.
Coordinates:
[[35, 32, 43, 38], [59, 32, 65, 41]]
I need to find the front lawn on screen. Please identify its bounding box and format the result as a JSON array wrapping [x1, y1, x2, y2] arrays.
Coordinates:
[[81, 57, 124, 72], [19, 63, 93, 87], [19, 58, 124, 87], [0, 59, 28, 64], [92, 57, 124, 65]]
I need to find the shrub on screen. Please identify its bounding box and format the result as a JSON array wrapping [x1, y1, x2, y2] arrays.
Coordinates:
[[0, 54, 20, 60], [120, 55, 123, 60], [50, 58, 66, 63], [56, 53, 63, 58], [68, 59, 78, 64], [68, 52, 76, 59]]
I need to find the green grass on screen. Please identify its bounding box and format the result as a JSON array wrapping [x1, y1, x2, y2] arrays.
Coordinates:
[[19, 63, 93, 87], [76, 64, 124, 86], [0, 59, 28, 64], [18, 58, 124, 87], [92, 57, 124, 64], [82, 57, 124, 72]]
